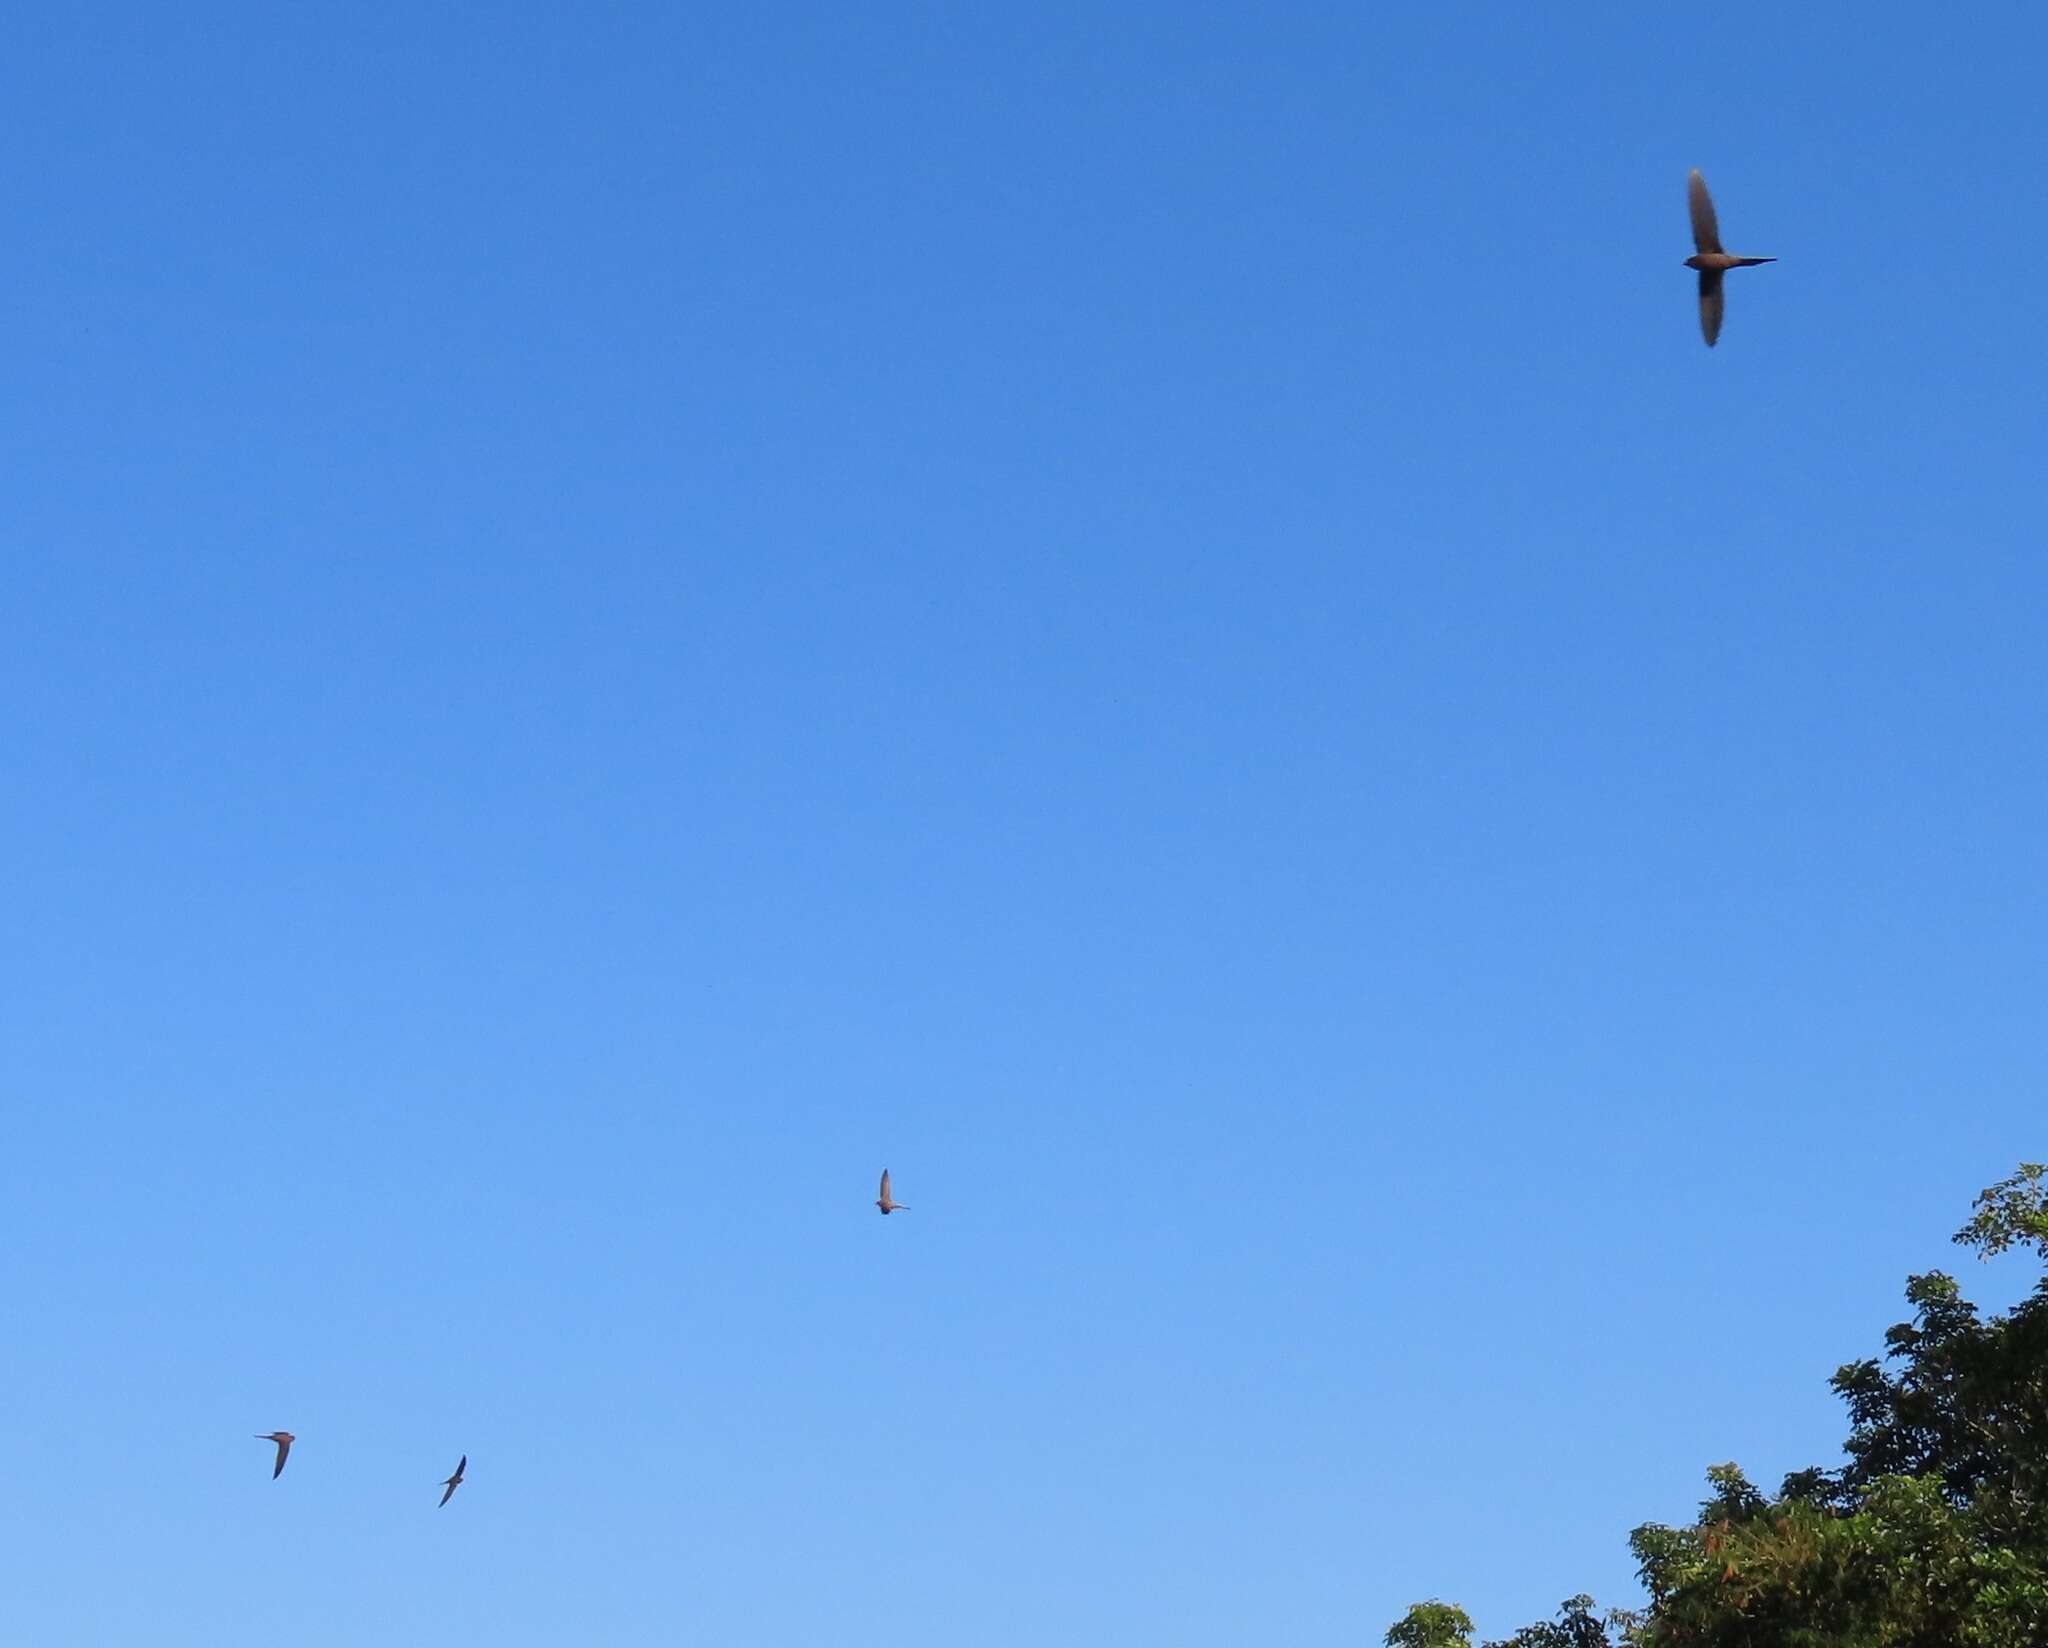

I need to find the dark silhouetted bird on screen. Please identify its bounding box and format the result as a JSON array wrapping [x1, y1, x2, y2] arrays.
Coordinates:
[[256, 1432, 295, 1479], [876, 1169, 907, 1215], [1685, 169, 1776, 346], [439, 1455, 466, 1508]]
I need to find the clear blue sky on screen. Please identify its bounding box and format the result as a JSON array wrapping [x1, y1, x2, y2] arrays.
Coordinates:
[[4, 4, 2044, 1643]]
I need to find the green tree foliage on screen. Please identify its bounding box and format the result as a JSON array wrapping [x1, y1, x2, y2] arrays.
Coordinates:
[[1630, 1468, 2045, 1646], [1954, 1162, 2048, 1262], [1828, 1164, 2048, 1540], [1482, 1594, 1628, 1647], [1385, 1592, 1635, 1648], [1391, 1166, 2048, 1647], [1385, 1600, 1475, 1648]]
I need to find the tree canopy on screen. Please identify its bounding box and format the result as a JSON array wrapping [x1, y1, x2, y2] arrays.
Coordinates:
[[1387, 1164, 2048, 1648]]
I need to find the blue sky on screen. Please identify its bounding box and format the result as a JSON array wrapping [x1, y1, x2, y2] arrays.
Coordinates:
[[4, 3, 2045, 1642]]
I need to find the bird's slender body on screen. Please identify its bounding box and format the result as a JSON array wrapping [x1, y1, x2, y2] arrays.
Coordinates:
[[256, 1432, 295, 1479], [876, 1169, 907, 1214], [1684, 169, 1775, 346], [439, 1454, 466, 1508]]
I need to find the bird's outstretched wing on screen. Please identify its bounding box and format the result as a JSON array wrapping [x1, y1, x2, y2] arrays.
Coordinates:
[[1688, 169, 1723, 255], [272, 1437, 292, 1478], [1698, 269, 1725, 347], [878, 1170, 891, 1202]]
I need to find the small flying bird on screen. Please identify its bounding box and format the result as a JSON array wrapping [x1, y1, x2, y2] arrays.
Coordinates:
[[438, 1454, 467, 1508], [876, 1169, 907, 1215], [1685, 169, 1776, 346], [256, 1432, 295, 1479]]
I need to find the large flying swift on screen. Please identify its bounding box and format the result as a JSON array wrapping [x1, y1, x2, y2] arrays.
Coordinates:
[[256, 1432, 296, 1479], [1685, 169, 1776, 347]]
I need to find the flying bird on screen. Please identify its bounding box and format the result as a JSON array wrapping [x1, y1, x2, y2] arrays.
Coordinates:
[[439, 1454, 466, 1508], [876, 1169, 907, 1215], [1685, 169, 1776, 346], [256, 1432, 295, 1479]]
